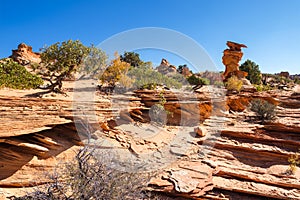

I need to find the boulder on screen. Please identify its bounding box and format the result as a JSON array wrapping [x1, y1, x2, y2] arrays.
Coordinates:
[[194, 126, 207, 137]]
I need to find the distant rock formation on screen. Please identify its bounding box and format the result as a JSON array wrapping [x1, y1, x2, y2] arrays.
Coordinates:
[[178, 64, 192, 77], [156, 58, 177, 75], [278, 71, 290, 79], [222, 41, 248, 80], [10, 43, 41, 65]]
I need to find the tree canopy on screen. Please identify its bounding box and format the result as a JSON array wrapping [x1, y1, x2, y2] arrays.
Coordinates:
[[120, 51, 143, 67], [40, 40, 89, 91], [240, 59, 262, 85], [40, 40, 107, 91]]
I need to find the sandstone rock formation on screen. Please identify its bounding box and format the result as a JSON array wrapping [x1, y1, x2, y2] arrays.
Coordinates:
[[147, 89, 300, 199], [222, 41, 248, 80], [278, 71, 290, 79], [10, 43, 41, 65], [131, 89, 213, 126], [1, 85, 300, 199], [156, 58, 177, 75], [181, 65, 192, 77]]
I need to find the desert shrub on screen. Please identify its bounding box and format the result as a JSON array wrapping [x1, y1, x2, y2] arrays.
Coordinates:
[[169, 73, 188, 85], [0, 58, 43, 89], [127, 65, 182, 89], [100, 52, 131, 87], [12, 147, 155, 200], [255, 85, 262, 92], [149, 104, 167, 125], [273, 75, 292, 85], [288, 151, 300, 174], [294, 77, 300, 84], [187, 74, 210, 85], [225, 76, 243, 92], [250, 99, 276, 123], [213, 81, 224, 88], [80, 45, 108, 78], [149, 91, 173, 126], [255, 84, 273, 92]]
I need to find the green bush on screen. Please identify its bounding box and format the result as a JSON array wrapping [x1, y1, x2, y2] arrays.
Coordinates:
[[294, 77, 300, 84], [250, 99, 276, 123], [0, 58, 43, 89], [225, 76, 243, 92], [187, 74, 210, 85], [127, 65, 183, 89], [255, 84, 273, 92], [213, 81, 224, 88]]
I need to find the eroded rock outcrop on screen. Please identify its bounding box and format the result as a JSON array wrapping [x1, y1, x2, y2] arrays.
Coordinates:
[[0, 94, 113, 197], [148, 90, 300, 199], [156, 58, 177, 75], [222, 41, 248, 80], [10, 43, 41, 65], [1, 87, 300, 199]]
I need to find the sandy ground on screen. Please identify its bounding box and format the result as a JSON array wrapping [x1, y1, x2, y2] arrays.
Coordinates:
[[0, 80, 111, 103], [0, 81, 75, 100]]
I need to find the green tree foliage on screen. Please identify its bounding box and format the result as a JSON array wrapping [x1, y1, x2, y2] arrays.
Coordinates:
[[177, 64, 187, 74], [0, 58, 43, 89], [40, 40, 90, 91], [80, 45, 108, 78], [250, 99, 276, 124], [120, 51, 143, 67], [225, 76, 243, 92], [127, 64, 183, 89], [240, 59, 262, 85], [187, 74, 210, 85]]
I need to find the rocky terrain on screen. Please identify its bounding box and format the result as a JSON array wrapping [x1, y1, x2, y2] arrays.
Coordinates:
[[0, 83, 299, 199], [0, 41, 299, 199]]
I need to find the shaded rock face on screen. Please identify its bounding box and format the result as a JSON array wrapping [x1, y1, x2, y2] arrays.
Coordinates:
[[0, 95, 113, 197], [222, 41, 248, 80], [156, 58, 177, 75], [132, 89, 212, 126], [10, 43, 41, 65]]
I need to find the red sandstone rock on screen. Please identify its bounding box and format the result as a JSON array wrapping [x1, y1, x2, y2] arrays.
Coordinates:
[[1, 88, 300, 199], [222, 41, 248, 80], [194, 126, 207, 137], [156, 58, 177, 75], [10, 43, 41, 65]]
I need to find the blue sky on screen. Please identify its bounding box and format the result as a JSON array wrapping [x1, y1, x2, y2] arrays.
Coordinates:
[[1, 0, 299, 74]]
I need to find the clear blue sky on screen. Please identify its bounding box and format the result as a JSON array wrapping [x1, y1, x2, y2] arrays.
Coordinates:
[[1, 0, 299, 74]]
